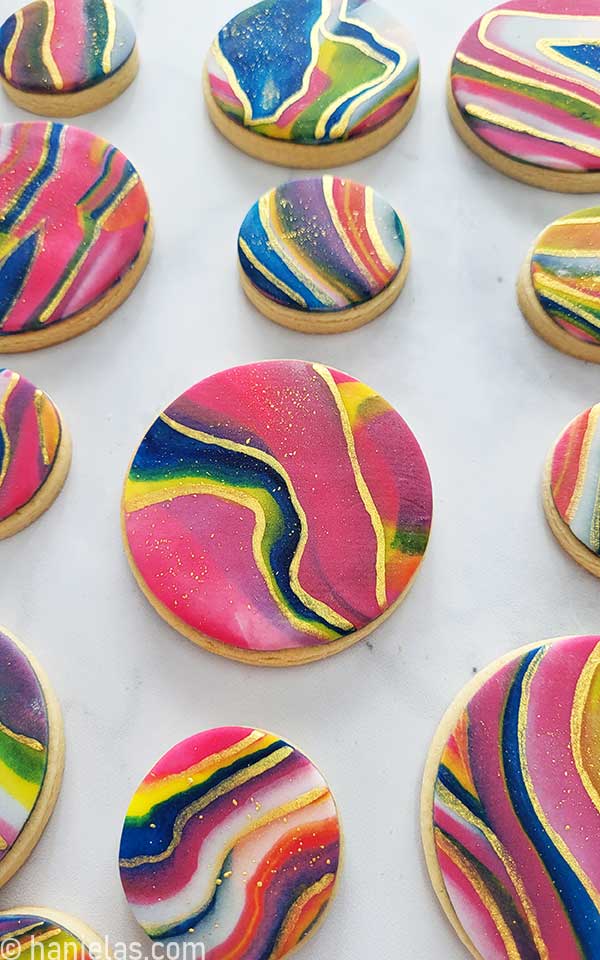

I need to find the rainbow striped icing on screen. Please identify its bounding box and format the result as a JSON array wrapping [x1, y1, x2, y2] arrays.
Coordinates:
[[531, 207, 600, 344], [0, 0, 136, 95], [0, 369, 62, 525], [239, 177, 406, 313], [550, 403, 600, 555], [451, 0, 600, 174], [0, 915, 93, 958], [123, 360, 433, 654], [0, 121, 150, 338], [432, 634, 600, 960], [207, 0, 419, 145], [0, 631, 49, 865], [120, 727, 341, 958]]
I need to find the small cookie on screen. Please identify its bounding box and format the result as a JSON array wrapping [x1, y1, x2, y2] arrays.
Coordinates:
[[0, 629, 64, 888], [422, 634, 600, 960], [519, 206, 600, 361], [0, 0, 138, 117], [238, 176, 409, 333], [205, 0, 419, 168], [543, 403, 600, 577], [0, 368, 71, 539], [119, 726, 341, 959], [0, 909, 111, 958], [122, 360, 433, 665], [449, 0, 600, 192], [0, 121, 152, 352]]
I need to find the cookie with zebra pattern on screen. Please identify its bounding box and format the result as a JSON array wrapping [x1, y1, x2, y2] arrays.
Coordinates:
[[121, 360, 433, 665], [204, 0, 420, 168], [238, 177, 409, 333], [0, 121, 152, 352], [0, 0, 138, 116], [422, 634, 600, 960], [0, 909, 111, 959], [119, 727, 341, 960], [0, 368, 71, 539], [0, 629, 64, 889], [519, 206, 600, 361], [449, 0, 600, 192], [543, 403, 600, 577]]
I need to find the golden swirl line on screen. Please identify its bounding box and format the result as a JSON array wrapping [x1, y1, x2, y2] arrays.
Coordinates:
[[537, 38, 600, 86], [102, 0, 117, 74], [3, 8, 23, 80], [553, 408, 589, 504], [464, 103, 600, 158], [268, 873, 336, 959], [365, 186, 398, 274], [572, 641, 600, 815], [0, 719, 44, 752], [567, 404, 600, 521], [0, 371, 19, 490], [41, 0, 63, 90], [322, 176, 373, 285], [239, 237, 307, 307], [34, 389, 50, 466], [0, 834, 7, 850], [313, 363, 387, 610]]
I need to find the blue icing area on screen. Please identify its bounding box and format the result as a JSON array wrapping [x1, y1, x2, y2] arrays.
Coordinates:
[[551, 43, 600, 74], [218, 0, 323, 121]]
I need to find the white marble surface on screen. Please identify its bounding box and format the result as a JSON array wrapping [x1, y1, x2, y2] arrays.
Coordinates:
[[0, 0, 599, 957]]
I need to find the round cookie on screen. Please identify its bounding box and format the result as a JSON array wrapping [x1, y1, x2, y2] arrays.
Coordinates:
[[204, 0, 420, 168], [449, 0, 600, 192], [238, 176, 410, 333], [0, 629, 64, 889], [0, 909, 111, 959], [0, 368, 71, 539], [0, 121, 152, 352], [0, 0, 138, 117], [519, 206, 600, 361], [543, 403, 600, 577], [422, 634, 600, 960], [121, 360, 433, 666], [119, 726, 341, 959]]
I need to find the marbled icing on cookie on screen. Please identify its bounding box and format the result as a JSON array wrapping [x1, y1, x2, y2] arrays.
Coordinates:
[[432, 634, 600, 960], [0, 631, 49, 864], [0, 0, 136, 94], [531, 207, 600, 344], [123, 361, 433, 654], [0, 121, 150, 337], [207, 0, 419, 145], [451, 0, 600, 173], [239, 176, 406, 312], [0, 915, 94, 957], [0, 369, 62, 525], [120, 727, 340, 958], [550, 403, 600, 554]]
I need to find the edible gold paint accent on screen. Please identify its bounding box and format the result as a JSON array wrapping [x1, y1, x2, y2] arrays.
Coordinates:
[[239, 237, 307, 307], [567, 404, 600, 522], [268, 873, 336, 959], [0, 371, 19, 490], [464, 103, 600, 158], [0, 719, 44, 752], [41, 1, 63, 90], [571, 642, 600, 816], [102, 0, 117, 74], [365, 185, 397, 274], [322, 176, 373, 285]]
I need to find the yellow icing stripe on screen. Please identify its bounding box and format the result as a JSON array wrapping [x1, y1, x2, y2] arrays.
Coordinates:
[[4, 8, 23, 80], [42, 0, 63, 90], [239, 237, 307, 307], [0, 756, 41, 808], [102, 0, 117, 74]]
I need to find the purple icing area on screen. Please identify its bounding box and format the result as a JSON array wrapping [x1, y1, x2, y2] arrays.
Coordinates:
[[0, 632, 48, 744]]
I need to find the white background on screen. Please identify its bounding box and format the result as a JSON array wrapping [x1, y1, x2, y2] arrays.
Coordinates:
[[0, 0, 598, 957]]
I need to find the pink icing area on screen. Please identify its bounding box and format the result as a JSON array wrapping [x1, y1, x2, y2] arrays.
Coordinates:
[[525, 637, 600, 889], [125, 495, 322, 652], [208, 74, 243, 111], [556, 317, 599, 343], [51, 1, 87, 88], [274, 68, 331, 129], [0, 386, 49, 521], [148, 728, 255, 780], [0, 817, 18, 856], [351, 91, 410, 137], [470, 121, 588, 171]]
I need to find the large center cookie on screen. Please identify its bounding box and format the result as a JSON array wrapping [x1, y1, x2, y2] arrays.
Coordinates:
[[449, 0, 600, 191], [122, 360, 433, 665], [119, 727, 341, 959]]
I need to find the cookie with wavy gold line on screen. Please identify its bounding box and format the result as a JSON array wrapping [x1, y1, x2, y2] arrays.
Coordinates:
[[0, 909, 111, 959], [0, 0, 138, 117], [0, 629, 64, 889], [239, 177, 410, 333]]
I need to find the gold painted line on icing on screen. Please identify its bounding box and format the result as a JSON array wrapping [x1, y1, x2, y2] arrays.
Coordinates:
[[4, 8, 23, 80], [589, 470, 600, 553], [341, 184, 386, 285], [34, 389, 50, 466], [572, 641, 600, 814], [0, 719, 44, 752], [0, 922, 46, 940], [1, 122, 53, 225], [268, 873, 336, 959], [0, 834, 7, 850], [534, 245, 600, 256], [144, 413, 353, 634], [102, 0, 117, 73], [322, 176, 373, 285], [41, 0, 63, 90], [313, 363, 387, 610], [436, 783, 548, 957], [463, 103, 600, 159], [553, 412, 588, 503], [365, 186, 397, 274], [567, 405, 600, 521], [537, 38, 600, 86], [146, 731, 267, 794], [518, 649, 600, 913], [532, 277, 600, 320], [0, 371, 19, 490], [239, 237, 307, 307], [435, 827, 521, 960]]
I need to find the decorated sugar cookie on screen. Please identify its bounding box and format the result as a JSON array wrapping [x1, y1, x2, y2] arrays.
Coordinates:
[[544, 403, 600, 576], [205, 0, 420, 168], [0, 629, 64, 888], [519, 207, 600, 360], [120, 727, 341, 959], [0, 369, 71, 539], [122, 360, 433, 666], [0, 910, 111, 959], [422, 634, 600, 960], [449, 0, 600, 192], [239, 177, 409, 333], [0, 0, 138, 117], [0, 122, 152, 352]]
